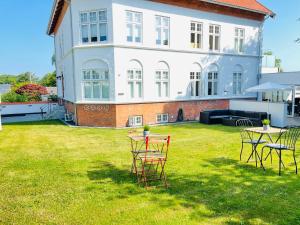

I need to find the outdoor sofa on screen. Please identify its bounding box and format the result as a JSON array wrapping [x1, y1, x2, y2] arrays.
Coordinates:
[[200, 110, 268, 126]]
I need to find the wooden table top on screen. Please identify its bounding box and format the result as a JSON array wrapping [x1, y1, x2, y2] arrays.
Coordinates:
[[128, 134, 167, 142], [244, 127, 286, 134]]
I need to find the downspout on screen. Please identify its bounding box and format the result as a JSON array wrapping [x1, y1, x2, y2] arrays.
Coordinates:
[[257, 15, 270, 101], [66, 0, 79, 125]]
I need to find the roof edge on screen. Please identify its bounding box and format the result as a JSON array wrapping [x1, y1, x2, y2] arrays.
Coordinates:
[[47, 0, 67, 36], [47, 0, 275, 36], [200, 0, 275, 17]]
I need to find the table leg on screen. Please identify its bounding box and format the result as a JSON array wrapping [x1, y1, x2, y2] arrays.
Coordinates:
[[249, 133, 265, 170]]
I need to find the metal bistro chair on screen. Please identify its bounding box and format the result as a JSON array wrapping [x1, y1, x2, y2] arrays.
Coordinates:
[[137, 135, 171, 188], [261, 127, 300, 175], [236, 119, 267, 162]]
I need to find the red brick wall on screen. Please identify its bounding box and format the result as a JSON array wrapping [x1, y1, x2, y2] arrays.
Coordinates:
[[67, 99, 229, 128], [116, 99, 228, 127], [76, 104, 117, 127]]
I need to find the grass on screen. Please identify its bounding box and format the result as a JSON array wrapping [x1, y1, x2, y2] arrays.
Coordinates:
[[0, 121, 300, 225]]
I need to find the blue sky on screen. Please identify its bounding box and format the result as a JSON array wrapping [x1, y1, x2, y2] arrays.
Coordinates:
[[260, 0, 300, 72], [0, 0, 299, 77]]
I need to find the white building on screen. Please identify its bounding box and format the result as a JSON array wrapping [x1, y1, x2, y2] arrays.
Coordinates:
[[47, 0, 274, 127]]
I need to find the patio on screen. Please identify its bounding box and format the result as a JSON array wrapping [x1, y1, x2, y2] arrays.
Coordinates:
[[0, 121, 300, 225]]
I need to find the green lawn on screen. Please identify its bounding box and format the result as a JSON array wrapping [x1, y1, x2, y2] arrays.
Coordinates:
[[1, 121, 300, 225]]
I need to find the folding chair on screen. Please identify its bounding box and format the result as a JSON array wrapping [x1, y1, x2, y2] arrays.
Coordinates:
[[137, 135, 170, 188], [236, 119, 267, 162], [130, 136, 159, 182], [261, 127, 300, 175]]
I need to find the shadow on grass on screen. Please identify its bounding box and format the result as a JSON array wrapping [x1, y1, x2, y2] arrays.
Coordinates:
[[87, 158, 300, 225], [87, 161, 134, 185], [2, 119, 64, 126], [155, 123, 240, 134]]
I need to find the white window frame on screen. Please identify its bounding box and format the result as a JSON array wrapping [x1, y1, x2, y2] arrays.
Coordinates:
[[190, 22, 203, 49], [207, 72, 218, 96], [155, 15, 170, 46], [233, 72, 242, 95], [155, 69, 169, 98], [126, 11, 143, 43], [209, 24, 221, 51], [190, 71, 202, 97], [234, 28, 245, 53], [80, 9, 108, 44], [156, 114, 169, 124], [127, 69, 143, 99], [128, 115, 143, 127], [82, 69, 110, 100]]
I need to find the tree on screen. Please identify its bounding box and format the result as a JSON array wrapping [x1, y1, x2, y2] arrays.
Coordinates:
[[0, 74, 17, 84], [15, 84, 48, 101], [263, 51, 283, 72], [296, 18, 300, 43], [51, 54, 56, 66], [263, 50, 273, 56], [16, 72, 38, 83], [39, 71, 57, 87]]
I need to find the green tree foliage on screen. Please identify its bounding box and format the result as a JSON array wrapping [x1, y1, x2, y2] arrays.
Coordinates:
[[263, 50, 273, 56], [296, 18, 300, 43], [0, 75, 17, 84], [263, 51, 283, 72], [1, 92, 28, 102], [39, 71, 57, 87], [52, 54, 56, 66], [16, 72, 38, 83]]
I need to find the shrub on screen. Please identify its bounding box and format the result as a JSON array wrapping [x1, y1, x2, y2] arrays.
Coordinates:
[[144, 125, 150, 131], [48, 94, 58, 102], [1, 91, 29, 102], [262, 119, 270, 125], [15, 84, 48, 102]]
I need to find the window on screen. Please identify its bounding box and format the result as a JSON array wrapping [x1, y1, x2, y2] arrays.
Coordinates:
[[234, 28, 245, 53], [190, 22, 202, 48], [80, 10, 107, 43], [209, 24, 220, 51], [126, 11, 142, 43], [82, 69, 109, 100], [233, 72, 242, 95], [127, 61, 143, 99], [190, 71, 202, 97], [155, 62, 169, 98], [156, 16, 169, 46], [208, 72, 218, 96], [157, 114, 168, 123], [128, 116, 143, 127]]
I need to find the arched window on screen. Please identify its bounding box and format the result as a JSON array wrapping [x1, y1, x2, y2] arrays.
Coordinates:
[[233, 65, 243, 95], [190, 63, 203, 97], [127, 60, 143, 99], [208, 64, 219, 96], [155, 61, 169, 98], [82, 59, 109, 100]]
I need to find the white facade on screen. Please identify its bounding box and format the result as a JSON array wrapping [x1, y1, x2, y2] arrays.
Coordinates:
[[230, 100, 288, 127], [53, 0, 265, 104]]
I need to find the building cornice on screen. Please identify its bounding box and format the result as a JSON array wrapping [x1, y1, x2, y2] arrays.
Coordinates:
[[74, 96, 256, 105], [47, 0, 274, 36], [55, 43, 261, 66]]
